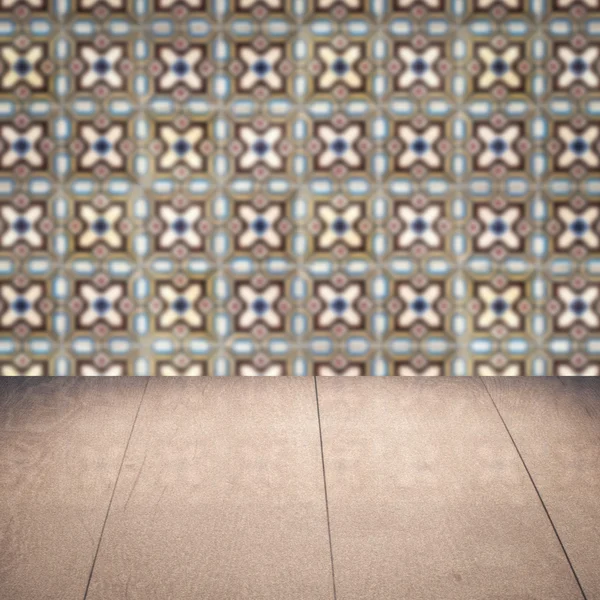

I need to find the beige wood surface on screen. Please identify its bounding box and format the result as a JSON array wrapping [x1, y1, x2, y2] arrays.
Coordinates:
[[0, 377, 148, 600], [316, 377, 584, 600], [85, 377, 334, 600], [2, 377, 597, 600], [484, 376, 600, 600]]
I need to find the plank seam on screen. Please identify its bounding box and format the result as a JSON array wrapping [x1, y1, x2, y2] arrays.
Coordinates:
[[480, 377, 588, 600], [314, 376, 338, 600], [82, 377, 150, 600]]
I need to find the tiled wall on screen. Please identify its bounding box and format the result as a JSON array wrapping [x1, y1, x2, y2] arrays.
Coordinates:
[[1, 0, 599, 375]]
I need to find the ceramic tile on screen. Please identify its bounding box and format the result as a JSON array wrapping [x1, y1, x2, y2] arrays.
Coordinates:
[[1, 0, 599, 374]]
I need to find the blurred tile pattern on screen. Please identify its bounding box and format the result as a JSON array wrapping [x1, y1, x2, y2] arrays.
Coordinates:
[[0, 0, 599, 375]]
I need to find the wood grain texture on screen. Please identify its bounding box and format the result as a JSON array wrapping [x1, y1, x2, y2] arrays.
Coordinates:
[[0, 377, 148, 600], [484, 376, 600, 600], [85, 377, 334, 600], [317, 377, 583, 600]]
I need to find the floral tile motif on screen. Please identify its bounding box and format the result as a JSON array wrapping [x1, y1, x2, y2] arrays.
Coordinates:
[[0, 0, 599, 376]]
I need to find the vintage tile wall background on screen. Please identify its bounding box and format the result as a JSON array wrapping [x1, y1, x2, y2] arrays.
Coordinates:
[[0, 0, 599, 375]]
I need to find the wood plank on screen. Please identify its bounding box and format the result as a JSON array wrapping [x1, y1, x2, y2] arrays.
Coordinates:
[[85, 377, 334, 600], [485, 376, 600, 600], [0, 377, 148, 600], [316, 377, 583, 600]]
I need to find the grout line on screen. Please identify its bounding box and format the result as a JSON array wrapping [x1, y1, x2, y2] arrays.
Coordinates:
[[313, 376, 338, 600], [82, 377, 150, 600], [479, 377, 588, 600]]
